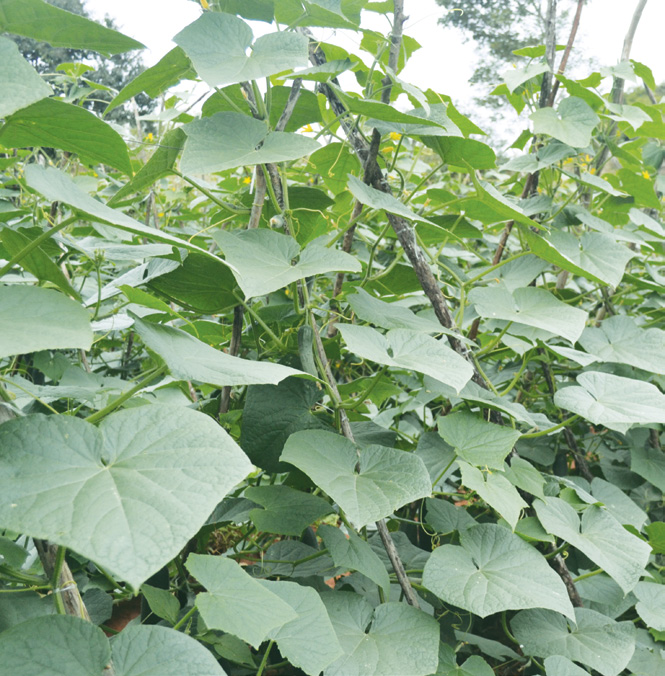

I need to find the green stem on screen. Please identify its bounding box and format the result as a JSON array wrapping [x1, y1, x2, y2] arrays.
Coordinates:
[[501, 611, 519, 644], [0, 216, 77, 279], [235, 295, 287, 350], [173, 605, 197, 631], [340, 365, 389, 411], [174, 171, 249, 213], [256, 640, 274, 676], [521, 414, 580, 439], [464, 251, 531, 286], [85, 365, 167, 424], [573, 568, 604, 583]]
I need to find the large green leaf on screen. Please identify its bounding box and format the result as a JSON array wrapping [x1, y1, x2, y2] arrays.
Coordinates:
[[281, 430, 432, 528], [0, 615, 110, 676], [180, 112, 320, 175], [422, 136, 497, 170], [148, 252, 237, 314], [530, 96, 600, 147], [174, 13, 308, 88], [579, 315, 665, 374], [511, 608, 636, 676], [523, 229, 634, 287], [533, 498, 650, 593], [633, 582, 665, 631], [544, 656, 590, 676], [0, 285, 92, 359], [438, 412, 520, 470], [185, 554, 297, 648], [0, 37, 52, 118], [105, 47, 195, 114], [23, 165, 227, 261], [322, 593, 439, 676], [337, 324, 474, 393], [347, 174, 437, 225], [423, 524, 574, 619], [262, 579, 344, 676], [241, 377, 328, 472], [0, 406, 251, 589], [318, 524, 390, 594], [631, 443, 665, 493], [0, 0, 144, 55], [110, 128, 187, 203], [0, 98, 131, 174], [213, 229, 360, 298], [111, 624, 227, 675], [245, 485, 334, 535], [133, 316, 302, 387], [554, 372, 665, 433], [458, 461, 527, 529], [467, 285, 588, 343], [437, 644, 494, 676]]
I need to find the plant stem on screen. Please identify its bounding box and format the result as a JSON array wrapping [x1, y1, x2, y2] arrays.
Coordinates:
[[256, 640, 274, 676], [173, 605, 197, 631]]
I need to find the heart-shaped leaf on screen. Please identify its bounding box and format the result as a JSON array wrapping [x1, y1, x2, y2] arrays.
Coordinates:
[[0, 406, 251, 588], [281, 430, 431, 528], [530, 96, 600, 147]]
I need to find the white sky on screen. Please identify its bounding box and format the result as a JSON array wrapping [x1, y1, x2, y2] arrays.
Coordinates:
[[84, 0, 664, 109]]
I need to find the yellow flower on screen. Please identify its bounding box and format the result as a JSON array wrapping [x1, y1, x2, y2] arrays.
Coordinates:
[[242, 176, 252, 184], [584, 154, 591, 163], [389, 132, 402, 141], [300, 124, 314, 133], [158, 212, 164, 218], [200, 0, 209, 8], [381, 146, 394, 153], [589, 167, 596, 175], [642, 170, 651, 179], [146, 132, 154, 142]]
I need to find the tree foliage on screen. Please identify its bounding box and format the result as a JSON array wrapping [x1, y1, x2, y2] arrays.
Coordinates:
[[0, 0, 664, 675]]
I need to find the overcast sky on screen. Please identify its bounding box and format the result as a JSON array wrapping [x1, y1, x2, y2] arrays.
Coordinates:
[[85, 0, 664, 112]]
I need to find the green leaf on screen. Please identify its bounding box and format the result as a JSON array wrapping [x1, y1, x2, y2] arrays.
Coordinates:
[[0, 227, 78, 297], [23, 165, 226, 261], [645, 522, 665, 554], [261, 579, 344, 676], [0, 615, 109, 676], [110, 128, 187, 203], [322, 593, 439, 676], [533, 498, 650, 592], [133, 316, 302, 387], [347, 174, 436, 225], [213, 229, 359, 298], [631, 443, 665, 493], [511, 608, 636, 676], [554, 372, 665, 433], [245, 485, 334, 535], [468, 285, 587, 344], [174, 13, 308, 88], [438, 412, 521, 470], [422, 136, 497, 170], [0, 406, 251, 589], [318, 524, 390, 594], [423, 524, 574, 619], [186, 554, 297, 648], [0, 0, 144, 55], [590, 477, 647, 531], [141, 584, 180, 625], [437, 644, 494, 676], [281, 430, 432, 529], [544, 656, 590, 676], [111, 624, 227, 675], [0, 98, 131, 174], [241, 377, 328, 473], [503, 62, 551, 92], [337, 325, 474, 393], [181, 112, 320, 175], [523, 229, 634, 287], [457, 461, 527, 530], [530, 96, 600, 147], [634, 582, 665, 631], [0, 285, 92, 359], [105, 47, 195, 114], [505, 457, 546, 500], [425, 498, 477, 534], [0, 37, 52, 118], [472, 178, 544, 229], [579, 315, 665, 374], [148, 252, 237, 314]]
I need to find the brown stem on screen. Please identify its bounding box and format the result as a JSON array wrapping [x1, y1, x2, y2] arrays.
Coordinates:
[[248, 166, 267, 229], [275, 79, 303, 132], [538, 0, 557, 108], [551, 549, 584, 607], [219, 305, 244, 417], [548, 0, 585, 106]]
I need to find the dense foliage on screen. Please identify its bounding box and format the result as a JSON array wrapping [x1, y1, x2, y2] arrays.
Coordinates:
[[0, 1, 664, 675]]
